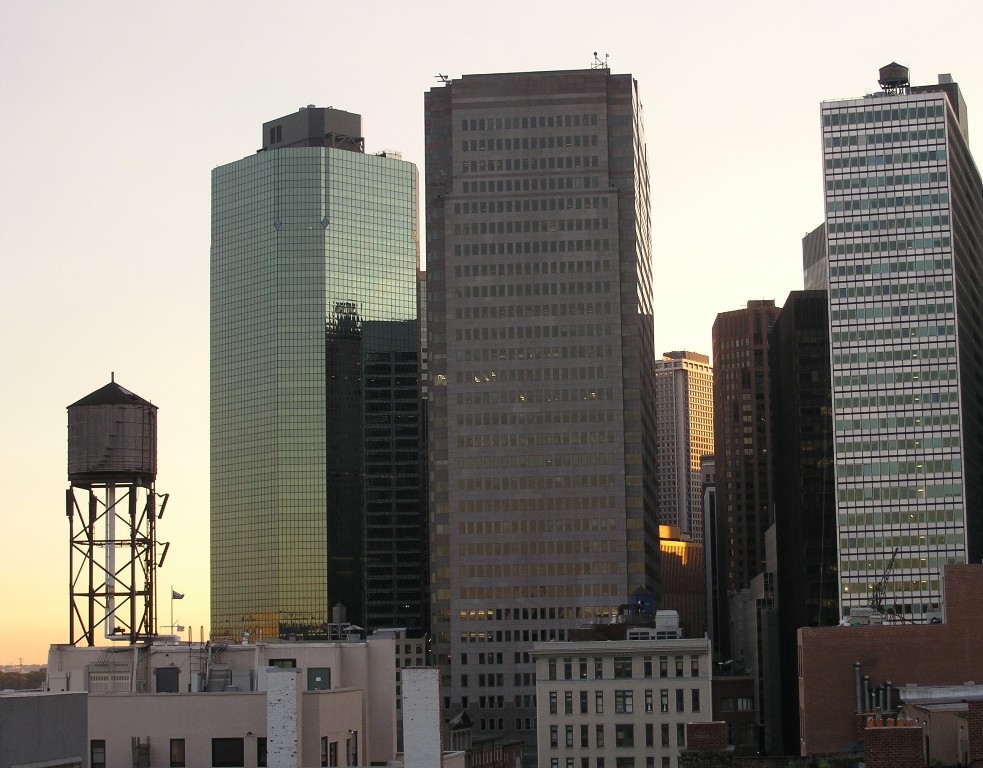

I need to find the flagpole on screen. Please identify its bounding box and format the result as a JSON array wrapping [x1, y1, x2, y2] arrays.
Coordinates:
[[170, 585, 174, 634]]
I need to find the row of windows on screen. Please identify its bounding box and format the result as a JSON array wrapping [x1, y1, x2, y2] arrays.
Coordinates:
[[840, 554, 964, 573], [462, 155, 599, 172], [462, 176, 600, 194], [455, 217, 609, 235], [461, 114, 599, 131], [456, 496, 618, 515], [826, 191, 948, 212], [454, 362, 611, 384], [841, 577, 944, 594], [454, 259, 609, 278], [831, 278, 952, 297], [830, 302, 954, 322], [822, 103, 945, 126], [837, 458, 961, 477], [824, 126, 946, 148], [547, 688, 701, 716], [456, 474, 619, 492], [455, 578, 621, 605], [842, 532, 959, 549], [458, 538, 620, 558], [825, 170, 947, 191], [548, 655, 701, 681], [832, 368, 956, 387], [91, 736, 354, 768], [827, 213, 949, 233], [550, 755, 674, 768], [832, 346, 955, 364], [836, 435, 959, 453], [832, 325, 954, 344], [462, 134, 600, 151], [454, 408, 617, 427], [456, 281, 611, 300], [454, 323, 613, 342], [838, 506, 963, 526], [828, 235, 951, 255], [457, 430, 614, 448], [454, 237, 611, 257], [836, 412, 959, 430], [461, 560, 621, 579], [455, 304, 611, 324], [835, 398, 954, 417], [838, 484, 962, 502], [452, 196, 609, 214], [549, 723, 686, 755], [825, 148, 946, 169], [456, 452, 617, 470], [457, 606, 617, 624], [455, 387, 609, 406], [829, 256, 951, 277]]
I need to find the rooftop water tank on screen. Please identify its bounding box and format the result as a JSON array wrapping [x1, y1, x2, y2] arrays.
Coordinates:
[[67, 379, 157, 486], [878, 62, 910, 90]]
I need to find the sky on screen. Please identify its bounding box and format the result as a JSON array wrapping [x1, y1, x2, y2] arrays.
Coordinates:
[[1, 0, 981, 665]]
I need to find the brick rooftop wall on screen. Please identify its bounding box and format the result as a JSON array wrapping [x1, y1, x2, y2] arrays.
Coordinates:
[[686, 722, 728, 751], [863, 725, 923, 768]]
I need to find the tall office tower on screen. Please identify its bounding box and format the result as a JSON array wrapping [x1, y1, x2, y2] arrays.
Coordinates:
[[654, 351, 714, 540], [211, 106, 425, 641], [802, 223, 828, 291], [424, 69, 657, 750], [769, 290, 837, 754], [711, 300, 781, 655], [822, 64, 983, 621]]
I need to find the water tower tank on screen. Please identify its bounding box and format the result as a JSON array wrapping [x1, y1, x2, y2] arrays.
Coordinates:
[[878, 62, 910, 90], [67, 379, 157, 486]]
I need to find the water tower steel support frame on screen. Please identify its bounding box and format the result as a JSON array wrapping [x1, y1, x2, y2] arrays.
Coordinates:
[[67, 483, 158, 645]]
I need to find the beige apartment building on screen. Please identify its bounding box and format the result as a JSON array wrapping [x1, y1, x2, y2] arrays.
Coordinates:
[[531, 630, 712, 768], [45, 636, 397, 767]]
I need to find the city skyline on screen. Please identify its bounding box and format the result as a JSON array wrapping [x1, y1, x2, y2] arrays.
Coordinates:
[[2, 0, 982, 663]]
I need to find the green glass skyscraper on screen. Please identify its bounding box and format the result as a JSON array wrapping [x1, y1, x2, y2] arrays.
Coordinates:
[[210, 107, 423, 641]]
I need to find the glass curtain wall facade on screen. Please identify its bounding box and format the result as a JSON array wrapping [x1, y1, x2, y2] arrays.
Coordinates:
[[211, 140, 420, 640], [822, 75, 983, 620], [424, 69, 657, 752]]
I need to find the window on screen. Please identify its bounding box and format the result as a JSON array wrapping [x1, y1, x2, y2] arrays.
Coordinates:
[[212, 738, 244, 767], [565, 691, 573, 714], [580, 659, 588, 679], [614, 690, 633, 713], [615, 724, 634, 748], [613, 657, 632, 679], [550, 726, 558, 749], [675, 656, 683, 677], [549, 658, 557, 680], [257, 738, 267, 768], [565, 725, 574, 748], [644, 689, 653, 713], [91, 740, 106, 768], [581, 724, 589, 748], [737, 696, 754, 711], [659, 656, 667, 678], [321, 737, 329, 767], [564, 658, 573, 679], [594, 657, 603, 679], [645, 723, 654, 747], [596, 724, 605, 748], [692, 688, 701, 712], [170, 738, 186, 767], [580, 690, 588, 714], [550, 691, 558, 714], [690, 655, 700, 677], [643, 656, 652, 678], [676, 688, 685, 713], [269, 658, 297, 669], [595, 690, 604, 713], [661, 723, 670, 747], [721, 697, 735, 712], [329, 741, 338, 766], [676, 723, 686, 748], [660, 689, 669, 713], [615, 760, 635, 768]]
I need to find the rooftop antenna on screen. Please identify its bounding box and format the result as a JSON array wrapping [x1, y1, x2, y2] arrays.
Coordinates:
[[591, 52, 609, 70], [435, 73, 450, 84]]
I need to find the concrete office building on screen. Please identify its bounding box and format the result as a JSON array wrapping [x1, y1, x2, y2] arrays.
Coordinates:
[[531, 628, 712, 768], [710, 300, 781, 656], [821, 65, 983, 620], [653, 351, 714, 540], [424, 68, 657, 752], [211, 106, 425, 641]]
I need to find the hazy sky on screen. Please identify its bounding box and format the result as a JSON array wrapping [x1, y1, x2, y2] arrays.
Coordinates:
[[1, 0, 981, 664]]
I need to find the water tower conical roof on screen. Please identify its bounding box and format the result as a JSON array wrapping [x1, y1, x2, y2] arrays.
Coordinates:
[[69, 380, 156, 410]]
